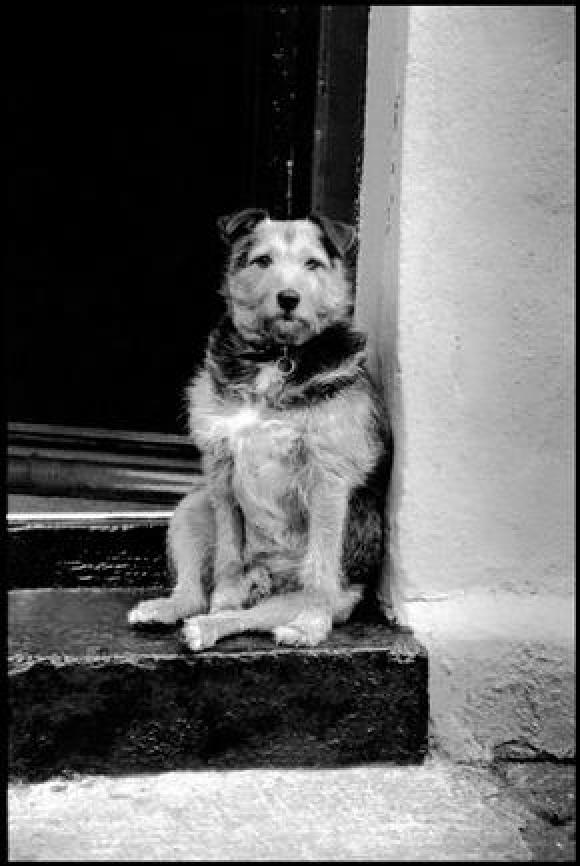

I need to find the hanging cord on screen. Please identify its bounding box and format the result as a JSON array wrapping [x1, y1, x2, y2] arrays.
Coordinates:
[[285, 148, 294, 218]]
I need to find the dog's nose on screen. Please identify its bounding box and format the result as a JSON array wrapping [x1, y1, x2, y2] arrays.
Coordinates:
[[277, 289, 300, 313]]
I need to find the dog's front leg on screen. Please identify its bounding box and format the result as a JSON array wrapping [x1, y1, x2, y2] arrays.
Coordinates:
[[274, 477, 362, 646], [128, 484, 213, 626], [209, 494, 246, 612]]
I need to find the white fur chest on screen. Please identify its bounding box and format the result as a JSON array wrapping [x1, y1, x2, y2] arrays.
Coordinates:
[[215, 404, 264, 442], [217, 402, 301, 464], [208, 398, 305, 521], [188, 368, 301, 461]]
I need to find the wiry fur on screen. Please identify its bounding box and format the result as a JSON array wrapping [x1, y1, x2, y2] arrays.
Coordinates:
[[128, 211, 391, 649]]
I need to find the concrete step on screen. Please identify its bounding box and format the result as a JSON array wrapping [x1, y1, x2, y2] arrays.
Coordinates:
[[9, 588, 428, 782], [7, 519, 170, 590], [9, 762, 540, 862]]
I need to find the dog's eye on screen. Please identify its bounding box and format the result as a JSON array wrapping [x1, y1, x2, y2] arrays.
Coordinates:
[[251, 254, 273, 268], [305, 258, 325, 271]]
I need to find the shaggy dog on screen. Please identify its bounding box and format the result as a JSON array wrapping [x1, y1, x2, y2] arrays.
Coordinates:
[[128, 209, 391, 649]]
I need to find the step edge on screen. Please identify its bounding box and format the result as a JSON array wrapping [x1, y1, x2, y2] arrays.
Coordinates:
[[10, 642, 427, 670]]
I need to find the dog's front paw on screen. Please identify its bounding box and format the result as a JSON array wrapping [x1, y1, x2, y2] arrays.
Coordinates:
[[128, 596, 188, 627], [274, 608, 332, 647]]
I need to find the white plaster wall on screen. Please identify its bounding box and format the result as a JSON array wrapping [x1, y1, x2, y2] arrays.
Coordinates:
[[357, 6, 575, 761], [395, 5, 575, 598]]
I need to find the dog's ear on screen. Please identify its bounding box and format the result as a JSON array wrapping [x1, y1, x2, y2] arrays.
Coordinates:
[[217, 208, 269, 244], [309, 213, 357, 258]]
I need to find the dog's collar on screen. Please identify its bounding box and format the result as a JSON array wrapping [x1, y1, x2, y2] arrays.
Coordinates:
[[238, 343, 296, 375], [208, 316, 368, 399]]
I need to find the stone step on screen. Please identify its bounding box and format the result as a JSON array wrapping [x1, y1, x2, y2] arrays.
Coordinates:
[[7, 519, 170, 590], [9, 588, 428, 782]]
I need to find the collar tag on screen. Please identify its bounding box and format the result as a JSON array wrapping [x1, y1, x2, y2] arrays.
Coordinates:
[[277, 346, 296, 375]]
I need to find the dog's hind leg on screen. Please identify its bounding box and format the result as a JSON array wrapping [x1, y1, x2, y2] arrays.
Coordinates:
[[181, 585, 363, 651], [272, 585, 363, 645], [128, 482, 214, 626], [207, 495, 247, 613]]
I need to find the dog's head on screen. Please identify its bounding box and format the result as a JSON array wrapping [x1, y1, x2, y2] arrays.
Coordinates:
[[217, 209, 357, 346]]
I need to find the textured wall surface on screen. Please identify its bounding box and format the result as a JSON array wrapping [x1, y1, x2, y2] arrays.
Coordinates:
[[405, 590, 575, 763], [396, 5, 575, 599], [358, 5, 575, 762]]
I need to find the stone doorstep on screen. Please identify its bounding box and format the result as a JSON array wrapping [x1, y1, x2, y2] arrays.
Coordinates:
[[9, 588, 429, 782], [7, 521, 170, 590]]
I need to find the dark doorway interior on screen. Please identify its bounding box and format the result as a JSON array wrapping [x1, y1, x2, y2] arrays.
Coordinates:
[[5, 9, 320, 433]]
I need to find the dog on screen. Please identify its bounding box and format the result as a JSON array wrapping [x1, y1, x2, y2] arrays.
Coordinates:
[[128, 209, 391, 650]]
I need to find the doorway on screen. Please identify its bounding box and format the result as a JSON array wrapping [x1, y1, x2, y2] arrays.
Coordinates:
[[6, 6, 370, 498]]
